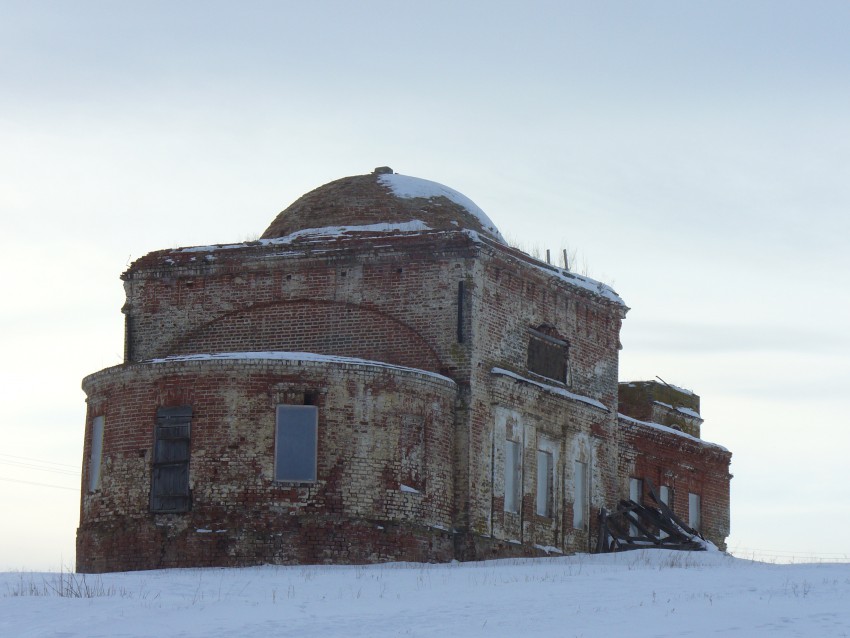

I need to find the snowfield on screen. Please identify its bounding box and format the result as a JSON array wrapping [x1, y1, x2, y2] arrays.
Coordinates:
[[2, 550, 849, 637]]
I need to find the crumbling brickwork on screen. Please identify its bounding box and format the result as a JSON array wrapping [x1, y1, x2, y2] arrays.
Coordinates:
[[619, 381, 703, 438], [78, 168, 732, 572], [617, 413, 732, 550], [79, 357, 456, 572]]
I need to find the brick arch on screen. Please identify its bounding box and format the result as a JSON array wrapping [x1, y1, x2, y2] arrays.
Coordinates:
[[167, 299, 443, 372], [531, 323, 567, 342]]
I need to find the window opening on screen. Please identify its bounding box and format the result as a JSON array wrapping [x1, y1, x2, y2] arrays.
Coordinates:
[[535, 450, 553, 517], [504, 439, 521, 513], [275, 405, 318, 482], [629, 477, 643, 536], [573, 460, 588, 529], [688, 492, 701, 531], [527, 327, 569, 384], [659, 485, 671, 508], [151, 406, 192, 513], [88, 415, 104, 492], [457, 280, 465, 343], [659, 485, 672, 538], [400, 415, 425, 492]]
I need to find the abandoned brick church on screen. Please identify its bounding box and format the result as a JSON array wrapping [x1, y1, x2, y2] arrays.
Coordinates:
[[77, 168, 731, 572]]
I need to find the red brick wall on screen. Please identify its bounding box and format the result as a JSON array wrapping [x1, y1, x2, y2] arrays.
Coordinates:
[[460, 241, 626, 555], [480, 376, 619, 557], [167, 299, 441, 372], [78, 358, 456, 572], [81, 225, 732, 570], [123, 234, 477, 380], [617, 415, 732, 549]]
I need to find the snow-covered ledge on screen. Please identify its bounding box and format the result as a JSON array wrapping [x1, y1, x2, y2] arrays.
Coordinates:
[[144, 352, 455, 385], [490, 367, 609, 412], [618, 413, 728, 452]]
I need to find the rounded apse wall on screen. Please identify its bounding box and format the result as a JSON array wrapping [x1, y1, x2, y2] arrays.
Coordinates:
[[77, 354, 457, 572]]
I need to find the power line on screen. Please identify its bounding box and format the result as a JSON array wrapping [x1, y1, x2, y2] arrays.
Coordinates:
[[0, 459, 80, 476], [0, 476, 79, 492], [0, 453, 78, 469]]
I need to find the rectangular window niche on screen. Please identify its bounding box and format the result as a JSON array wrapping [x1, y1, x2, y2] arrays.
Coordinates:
[[275, 405, 318, 482], [535, 450, 553, 517], [689, 492, 702, 531], [504, 440, 521, 514], [151, 406, 192, 513], [573, 460, 588, 529], [88, 415, 104, 492], [628, 477, 643, 536], [659, 485, 672, 538], [527, 329, 569, 384]]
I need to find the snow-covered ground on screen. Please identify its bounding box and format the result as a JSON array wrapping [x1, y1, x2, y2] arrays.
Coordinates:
[[2, 550, 849, 637]]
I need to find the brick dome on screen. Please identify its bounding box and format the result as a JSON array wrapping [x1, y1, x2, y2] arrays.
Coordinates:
[[261, 167, 506, 243]]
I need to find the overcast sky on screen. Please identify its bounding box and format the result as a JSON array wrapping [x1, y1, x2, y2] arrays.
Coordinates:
[[2, 1, 849, 569]]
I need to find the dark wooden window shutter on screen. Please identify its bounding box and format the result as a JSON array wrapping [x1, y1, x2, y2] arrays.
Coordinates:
[[527, 328, 569, 383], [151, 406, 192, 513]]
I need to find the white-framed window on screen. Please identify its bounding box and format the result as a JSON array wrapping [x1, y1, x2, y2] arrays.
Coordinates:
[[536, 450, 553, 517], [688, 492, 701, 531], [88, 415, 105, 492], [573, 460, 588, 529], [275, 405, 318, 482], [504, 439, 522, 513]]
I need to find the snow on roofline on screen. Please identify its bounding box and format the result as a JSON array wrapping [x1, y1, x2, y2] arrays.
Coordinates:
[[179, 221, 433, 253], [491, 367, 609, 412], [618, 413, 728, 452], [664, 382, 695, 396], [145, 352, 456, 385], [171, 223, 622, 307], [624, 380, 696, 395], [378, 173, 507, 243], [547, 264, 624, 306], [524, 257, 624, 306], [652, 400, 703, 421], [465, 230, 625, 306]]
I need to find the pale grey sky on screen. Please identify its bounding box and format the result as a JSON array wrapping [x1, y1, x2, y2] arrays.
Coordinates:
[[2, 1, 849, 568]]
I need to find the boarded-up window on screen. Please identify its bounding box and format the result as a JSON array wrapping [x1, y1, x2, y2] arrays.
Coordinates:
[[573, 460, 588, 529], [535, 450, 553, 517], [504, 439, 522, 513], [151, 406, 191, 513], [88, 415, 104, 492], [527, 328, 568, 383], [689, 492, 701, 531], [275, 405, 318, 482]]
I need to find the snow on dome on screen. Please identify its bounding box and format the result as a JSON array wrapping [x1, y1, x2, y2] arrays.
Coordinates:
[[378, 173, 506, 243], [260, 169, 506, 244]]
